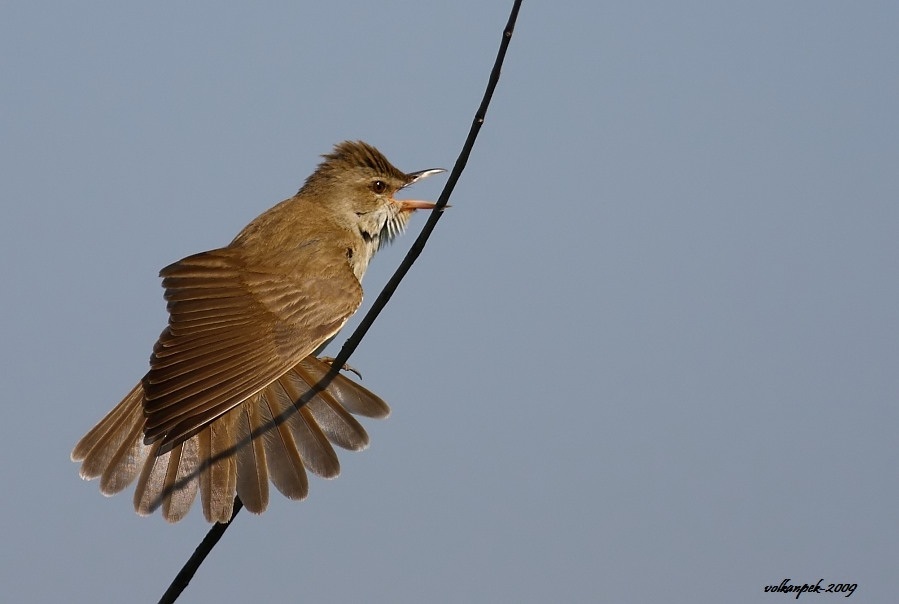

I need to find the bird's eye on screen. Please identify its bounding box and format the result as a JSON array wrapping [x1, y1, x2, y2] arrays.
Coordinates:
[[371, 180, 388, 194]]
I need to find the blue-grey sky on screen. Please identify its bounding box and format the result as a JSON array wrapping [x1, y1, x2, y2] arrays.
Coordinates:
[[2, 2, 897, 603]]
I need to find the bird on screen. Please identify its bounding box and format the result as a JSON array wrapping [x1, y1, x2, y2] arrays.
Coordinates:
[[71, 141, 444, 523]]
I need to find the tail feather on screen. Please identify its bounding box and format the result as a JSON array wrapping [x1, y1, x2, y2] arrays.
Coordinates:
[[160, 439, 200, 522], [272, 375, 340, 479], [234, 400, 270, 514], [133, 441, 165, 516], [199, 415, 239, 523], [290, 364, 370, 451], [257, 387, 309, 500], [73, 384, 143, 478], [72, 355, 389, 522], [98, 418, 146, 495], [299, 357, 391, 419]]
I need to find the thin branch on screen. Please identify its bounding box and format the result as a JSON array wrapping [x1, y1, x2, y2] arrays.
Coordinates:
[[331, 0, 523, 365], [157, 499, 243, 604], [158, 1, 522, 601]]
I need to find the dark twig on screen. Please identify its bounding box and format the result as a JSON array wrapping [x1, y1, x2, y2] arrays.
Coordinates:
[[157, 499, 243, 604], [331, 0, 523, 365], [158, 1, 522, 601]]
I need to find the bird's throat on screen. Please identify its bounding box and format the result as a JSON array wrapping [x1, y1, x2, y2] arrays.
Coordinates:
[[350, 228, 380, 281]]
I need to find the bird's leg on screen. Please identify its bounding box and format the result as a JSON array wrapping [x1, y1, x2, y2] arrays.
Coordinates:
[[318, 357, 364, 379]]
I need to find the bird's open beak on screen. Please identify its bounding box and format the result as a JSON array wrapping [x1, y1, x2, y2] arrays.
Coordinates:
[[396, 199, 441, 211], [396, 168, 446, 211], [405, 168, 446, 186]]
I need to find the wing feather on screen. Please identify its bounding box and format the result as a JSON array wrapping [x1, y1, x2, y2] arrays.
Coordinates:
[[142, 248, 362, 451]]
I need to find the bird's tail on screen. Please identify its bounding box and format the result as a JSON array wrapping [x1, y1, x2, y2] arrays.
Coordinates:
[[71, 356, 390, 523]]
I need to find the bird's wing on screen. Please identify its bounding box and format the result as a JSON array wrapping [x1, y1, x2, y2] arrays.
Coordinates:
[[141, 247, 362, 450]]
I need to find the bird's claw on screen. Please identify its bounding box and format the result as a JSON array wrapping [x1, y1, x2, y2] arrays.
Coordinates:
[[319, 357, 363, 379]]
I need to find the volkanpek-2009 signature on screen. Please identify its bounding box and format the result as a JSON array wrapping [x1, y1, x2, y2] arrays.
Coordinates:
[[765, 578, 856, 598]]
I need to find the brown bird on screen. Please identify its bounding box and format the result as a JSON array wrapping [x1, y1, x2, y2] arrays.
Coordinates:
[[71, 141, 444, 523]]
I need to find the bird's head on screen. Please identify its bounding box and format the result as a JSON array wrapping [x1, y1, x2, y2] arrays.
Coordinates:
[[300, 140, 444, 248]]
